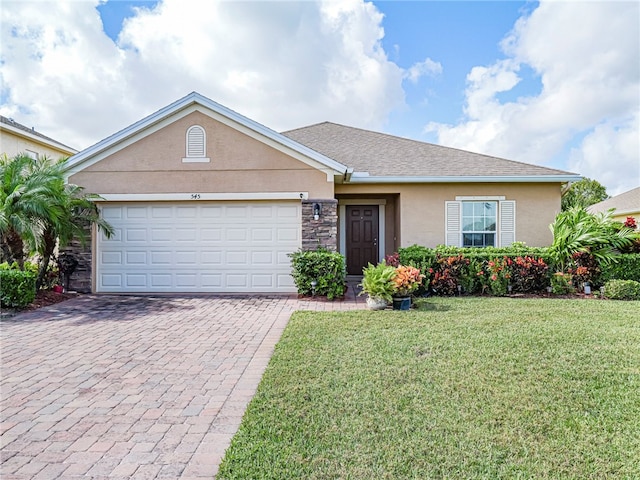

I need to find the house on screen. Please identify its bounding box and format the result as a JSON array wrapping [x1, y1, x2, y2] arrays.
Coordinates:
[[588, 186, 640, 224], [65, 92, 580, 293], [1, 115, 77, 159]]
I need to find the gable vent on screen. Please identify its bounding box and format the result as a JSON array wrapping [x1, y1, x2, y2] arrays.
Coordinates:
[[183, 125, 210, 162], [187, 125, 205, 157]]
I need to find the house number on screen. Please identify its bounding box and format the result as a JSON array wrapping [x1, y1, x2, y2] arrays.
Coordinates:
[[190, 194, 201, 200]]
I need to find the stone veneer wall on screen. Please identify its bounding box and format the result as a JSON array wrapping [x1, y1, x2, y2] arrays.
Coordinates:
[[301, 199, 338, 251], [60, 238, 92, 293]]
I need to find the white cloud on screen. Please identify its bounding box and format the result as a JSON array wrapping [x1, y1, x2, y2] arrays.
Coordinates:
[[426, 0, 640, 194], [568, 113, 640, 196], [405, 57, 442, 83], [0, 0, 405, 150]]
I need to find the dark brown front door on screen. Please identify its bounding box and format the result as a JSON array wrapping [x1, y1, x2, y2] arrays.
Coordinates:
[[346, 205, 379, 275]]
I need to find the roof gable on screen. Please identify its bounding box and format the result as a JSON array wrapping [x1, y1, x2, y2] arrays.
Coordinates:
[[283, 122, 581, 183], [65, 92, 348, 179]]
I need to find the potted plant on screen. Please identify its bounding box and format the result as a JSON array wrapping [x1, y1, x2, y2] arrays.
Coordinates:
[[359, 262, 396, 310], [391, 265, 425, 310]]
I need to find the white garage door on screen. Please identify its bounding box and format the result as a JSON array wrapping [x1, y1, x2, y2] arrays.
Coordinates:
[[97, 202, 300, 293]]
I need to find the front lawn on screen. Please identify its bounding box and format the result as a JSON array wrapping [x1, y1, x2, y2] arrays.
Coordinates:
[[217, 298, 640, 479]]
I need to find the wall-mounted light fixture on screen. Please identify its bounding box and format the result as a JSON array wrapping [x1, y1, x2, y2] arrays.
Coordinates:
[[313, 203, 321, 220]]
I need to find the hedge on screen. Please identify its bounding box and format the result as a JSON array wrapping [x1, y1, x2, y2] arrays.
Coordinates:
[[0, 269, 37, 309], [289, 248, 346, 300], [599, 254, 640, 284]]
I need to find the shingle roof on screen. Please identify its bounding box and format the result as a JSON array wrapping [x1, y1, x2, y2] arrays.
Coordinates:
[[0, 115, 77, 152], [282, 121, 578, 180], [588, 186, 640, 215]]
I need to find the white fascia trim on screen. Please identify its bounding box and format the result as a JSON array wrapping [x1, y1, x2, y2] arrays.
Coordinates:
[[348, 175, 583, 183], [456, 196, 506, 201], [65, 92, 347, 181], [95, 192, 309, 202]]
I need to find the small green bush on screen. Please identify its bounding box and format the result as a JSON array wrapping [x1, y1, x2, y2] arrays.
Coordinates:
[[359, 262, 396, 302], [289, 248, 346, 300], [599, 254, 640, 285], [602, 279, 640, 300], [0, 269, 37, 309], [550, 272, 575, 295]]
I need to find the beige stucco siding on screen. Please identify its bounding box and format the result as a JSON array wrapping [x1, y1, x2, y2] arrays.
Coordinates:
[[69, 111, 333, 198], [336, 182, 562, 247], [1, 131, 75, 159]]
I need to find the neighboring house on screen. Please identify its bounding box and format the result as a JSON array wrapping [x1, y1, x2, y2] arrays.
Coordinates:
[[588, 186, 640, 224], [0, 115, 77, 159], [65, 92, 580, 293]]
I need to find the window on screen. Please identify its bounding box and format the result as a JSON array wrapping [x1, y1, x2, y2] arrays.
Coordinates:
[[25, 149, 38, 160], [182, 125, 210, 162], [445, 198, 516, 247], [462, 201, 496, 247]]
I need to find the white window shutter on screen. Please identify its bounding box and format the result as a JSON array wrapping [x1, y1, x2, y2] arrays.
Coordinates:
[[499, 200, 516, 246], [445, 201, 461, 246], [186, 126, 205, 157]]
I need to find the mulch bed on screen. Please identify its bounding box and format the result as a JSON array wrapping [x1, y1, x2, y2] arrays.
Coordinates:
[[23, 290, 79, 311]]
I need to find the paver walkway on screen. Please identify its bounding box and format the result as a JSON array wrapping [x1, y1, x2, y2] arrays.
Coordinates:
[[1, 291, 363, 479]]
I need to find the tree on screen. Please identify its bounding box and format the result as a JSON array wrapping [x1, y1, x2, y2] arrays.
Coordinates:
[[1, 154, 113, 289], [561, 178, 608, 211], [35, 181, 114, 290], [0, 154, 63, 268]]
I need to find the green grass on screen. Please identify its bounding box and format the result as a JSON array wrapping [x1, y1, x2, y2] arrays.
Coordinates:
[[217, 298, 640, 479]]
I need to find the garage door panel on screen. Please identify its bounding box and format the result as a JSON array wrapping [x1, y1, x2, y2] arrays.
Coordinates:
[[126, 251, 147, 264], [126, 207, 148, 219], [97, 201, 300, 293], [126, 274, 147, 287]]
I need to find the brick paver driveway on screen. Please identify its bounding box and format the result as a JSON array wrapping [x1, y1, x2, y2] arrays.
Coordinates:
[[1, 294, 361, 479]]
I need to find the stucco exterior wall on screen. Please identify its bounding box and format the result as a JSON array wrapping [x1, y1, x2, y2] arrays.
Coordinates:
[[68, 111, 333, 198], [1, 130, 75, 159], [336, 182, 562, 247]]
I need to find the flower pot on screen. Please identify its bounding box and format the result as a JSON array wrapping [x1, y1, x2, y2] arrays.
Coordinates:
[[392, 296, 411, 310], [366, 296, 388, 310]]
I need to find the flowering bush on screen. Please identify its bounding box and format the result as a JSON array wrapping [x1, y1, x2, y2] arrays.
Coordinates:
[[510, 256, 549, 293], [568, 251, 600, 287], [431, 255, 469, 296], [486, 257, 511, 296], [624, 216, 637, 230], [392, 265, 425, 297]]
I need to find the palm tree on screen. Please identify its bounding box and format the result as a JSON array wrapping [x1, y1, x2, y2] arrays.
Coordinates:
[[35, 182, 114, 290], [0, 154, 63, 268], [548, 206, 637, 272], [1, 154, 113, 290]]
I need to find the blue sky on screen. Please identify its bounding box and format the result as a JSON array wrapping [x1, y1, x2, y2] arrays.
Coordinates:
[[1, 0, 638, 194]]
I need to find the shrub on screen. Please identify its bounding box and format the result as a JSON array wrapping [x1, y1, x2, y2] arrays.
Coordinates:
[[550, 272, 575, 295], [602, 279, 640, 300], [431, 255, 470, 296], [289, 248, 346, 300], [359, 262, 396, 302], [0, 269, 36, 308], [391, 265, 425, 297], [599, 254, 640, 284], [486, 257, 511, 296], [568, 251, 600, 288], [509, 256, 549, 293]]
